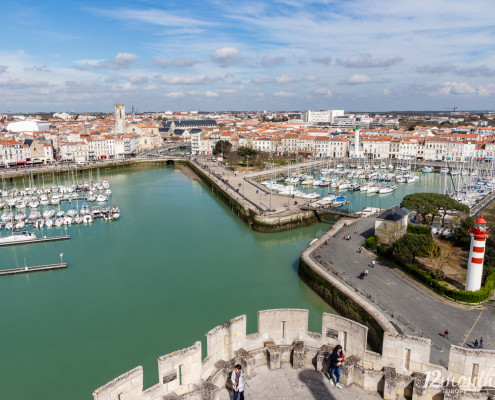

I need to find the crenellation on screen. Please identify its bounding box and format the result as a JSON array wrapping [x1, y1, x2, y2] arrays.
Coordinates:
[[93, 309, 495, 400]]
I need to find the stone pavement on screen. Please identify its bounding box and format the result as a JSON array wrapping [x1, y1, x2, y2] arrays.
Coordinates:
[[193, 157, 315, 214], [311, 216, 495, 367], [218, 366, 382, 400]]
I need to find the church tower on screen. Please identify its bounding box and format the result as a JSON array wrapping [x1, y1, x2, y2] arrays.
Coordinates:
[[115, 103, 125, 133]]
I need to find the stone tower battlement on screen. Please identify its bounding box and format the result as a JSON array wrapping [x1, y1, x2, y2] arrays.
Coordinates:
[[92, 309, 495, 400]]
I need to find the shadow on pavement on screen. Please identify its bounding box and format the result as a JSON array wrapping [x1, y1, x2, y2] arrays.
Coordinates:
[[298, 369, 336, 400]]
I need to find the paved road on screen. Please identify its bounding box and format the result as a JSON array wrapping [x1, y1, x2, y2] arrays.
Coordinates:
[[311, 216, 495, 367], [218, 366, 382, 400]]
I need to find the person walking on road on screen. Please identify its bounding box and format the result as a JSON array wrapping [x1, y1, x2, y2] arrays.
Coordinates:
[[329, 345, 344, 389], [444, 329, 449, 340], [371, 260, 375, 268], [231, 364, 247, 400], [480, 337, 484, 348]]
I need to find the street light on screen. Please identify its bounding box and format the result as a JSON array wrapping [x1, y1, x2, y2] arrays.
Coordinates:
[[60, 252, 64, 264]]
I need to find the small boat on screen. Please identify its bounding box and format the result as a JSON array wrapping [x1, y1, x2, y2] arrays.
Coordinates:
[[82, 215, 93, 224], [422, 166, 433, 174], [74, 215, 83, 224], [54, 218, 64, 227], [96, 194, 107, 203], [43, 209, 56, 219], [0, 231, 36, 244], [45, 219, 53, 228], [35, 219, 45, 229]]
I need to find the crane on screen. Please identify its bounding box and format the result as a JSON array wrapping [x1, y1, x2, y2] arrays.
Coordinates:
[[444, 106, 458, 113]]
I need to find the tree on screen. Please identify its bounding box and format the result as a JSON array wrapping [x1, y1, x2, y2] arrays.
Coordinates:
[[213, 140, 232, 156], [237, 146, 257, 158], [393, 233, 433, 264], [401, 193, 468, 228], [400, 193, 439, 227]]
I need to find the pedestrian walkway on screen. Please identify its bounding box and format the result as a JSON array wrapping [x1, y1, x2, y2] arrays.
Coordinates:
[[311, 216, 495, 366], [218, 366, 383, 400]]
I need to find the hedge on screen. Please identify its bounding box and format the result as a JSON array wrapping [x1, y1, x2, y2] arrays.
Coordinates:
[[407, 225, 430, 235], [401, 262, 495, 303], [366, 236, 377, 250]]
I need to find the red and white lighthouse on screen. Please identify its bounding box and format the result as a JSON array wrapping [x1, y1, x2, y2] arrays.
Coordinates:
[[466, 216, 490, 291]]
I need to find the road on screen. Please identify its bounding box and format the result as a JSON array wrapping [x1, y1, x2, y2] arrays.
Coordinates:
[[311, 216, 495, 367]]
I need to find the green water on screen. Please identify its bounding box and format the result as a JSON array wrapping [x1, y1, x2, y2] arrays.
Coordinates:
[[0, 167, 332, 400]]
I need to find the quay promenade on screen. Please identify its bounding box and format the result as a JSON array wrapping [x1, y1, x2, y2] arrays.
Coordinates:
[[308, 216, 495, 367]]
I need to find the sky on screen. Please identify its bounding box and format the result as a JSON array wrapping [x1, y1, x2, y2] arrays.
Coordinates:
[[1, 0, 495, 112]]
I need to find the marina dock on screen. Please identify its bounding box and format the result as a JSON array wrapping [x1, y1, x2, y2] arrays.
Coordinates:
[[0, 263, 67, 276], [0, 235, 70, 247]]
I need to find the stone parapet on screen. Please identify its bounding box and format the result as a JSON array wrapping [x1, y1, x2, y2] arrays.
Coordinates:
[[92, 309, 495, 400]]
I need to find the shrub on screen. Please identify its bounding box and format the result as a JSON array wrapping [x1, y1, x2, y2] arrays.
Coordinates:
[[407, 225, 430, 235], [401, 263, 495, 303], [366, 236, 377, 250]]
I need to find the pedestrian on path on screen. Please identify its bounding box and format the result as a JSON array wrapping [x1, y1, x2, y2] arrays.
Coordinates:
[[329, 345, 344, 389], [231, 364, 247, 400], [358, 247, 362, 253], [474, 339, 479, 349], [480, 337, 484, 348], [444, 329, 449, 340], [365, 269, 368, 276], [371, 260, 375, 268]]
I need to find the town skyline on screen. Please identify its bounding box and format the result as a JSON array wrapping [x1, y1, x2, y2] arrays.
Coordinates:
[[2, 0, 495, 112]]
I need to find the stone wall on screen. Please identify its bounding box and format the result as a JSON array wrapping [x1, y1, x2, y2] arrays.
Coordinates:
[[93, 309, 495, 400]]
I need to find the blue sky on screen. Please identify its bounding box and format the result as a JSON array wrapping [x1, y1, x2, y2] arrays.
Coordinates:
[[1, 0, 495, 112]]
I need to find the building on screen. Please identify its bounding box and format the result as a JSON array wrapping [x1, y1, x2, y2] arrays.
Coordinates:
[[6, 119, 50, 132], [115, 103, 126, 134], [301, 110, 344, 125], [374, 207, 409, 245]]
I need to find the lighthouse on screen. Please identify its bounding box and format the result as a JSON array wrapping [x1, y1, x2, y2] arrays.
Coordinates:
[[354, 124, 360, 158], [465, 216, 490, 291]]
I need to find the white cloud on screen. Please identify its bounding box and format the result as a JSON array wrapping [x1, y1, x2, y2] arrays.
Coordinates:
[[336, 53, 402, 69], [210, 47, 240, 66], [164, 92, 184, 98], [74, 53, 139, 70], [313, 87, 332, 96], [205, 91, 219, 97], [163, 75, 223, 85], [303, 75, 318, 82], [311, 56, 332, 66], [273, 91, 297, 97], [153, 57, 201, 68], [339, 74, 372, 85], [275, 74, 294, 84], [260, 55, 286, 67]]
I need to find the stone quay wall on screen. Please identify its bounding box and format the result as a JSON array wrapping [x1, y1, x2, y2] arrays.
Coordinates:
[[184, 161, 318, 232], [92, 309, 495, 400]]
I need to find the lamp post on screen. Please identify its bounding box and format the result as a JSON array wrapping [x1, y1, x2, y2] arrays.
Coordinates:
[[60, 253, 64, 264]]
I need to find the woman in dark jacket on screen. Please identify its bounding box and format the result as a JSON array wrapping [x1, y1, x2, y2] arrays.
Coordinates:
[[329, 344, 344, 389]]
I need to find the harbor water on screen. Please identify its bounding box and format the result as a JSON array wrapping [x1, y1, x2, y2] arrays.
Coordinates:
[[0, 167, 332, 400]]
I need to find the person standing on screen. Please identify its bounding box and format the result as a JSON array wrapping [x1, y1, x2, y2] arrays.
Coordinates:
[[444, 329, 449, 340], [480, 337, 484, 348], [371, 260, 375, 268], [329, 345, 344, 389], [474, 339, 479, 349], [231, 364, 247, 400]]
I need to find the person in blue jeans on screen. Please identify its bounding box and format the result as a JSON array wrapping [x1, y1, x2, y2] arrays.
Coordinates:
[[329, 345, 345, 389], [231, 364, 247, 400]]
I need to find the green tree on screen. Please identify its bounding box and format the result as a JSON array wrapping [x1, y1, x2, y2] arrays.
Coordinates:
[[400, 193, 439, 227], [393, 233, 434, 264], [401, 193, 468, 228], [213, 140, 232, 156], [237, 146, 257, 158]]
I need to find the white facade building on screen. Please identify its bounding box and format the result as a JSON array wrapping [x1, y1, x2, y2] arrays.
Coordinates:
[[301, 110, 344, 125]]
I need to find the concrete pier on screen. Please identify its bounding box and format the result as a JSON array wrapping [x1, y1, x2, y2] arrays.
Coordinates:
[[0, 235, 70, 247], [0, 263, 67, 276]]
